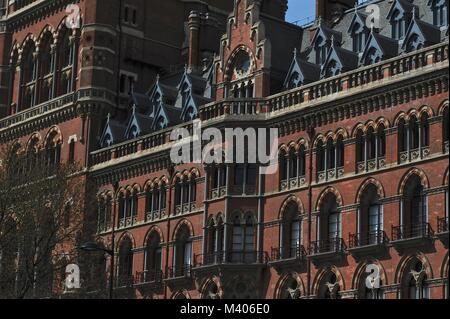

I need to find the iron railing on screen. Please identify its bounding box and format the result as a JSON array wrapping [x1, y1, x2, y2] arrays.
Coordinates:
[[309, 238, 346, 255], [194, 250, 269, 267], [270, 244, 307, 261], [438, 217, 449, 233], [348, 230, 388, 248], [391, 223, 434, 241], [134, 269, 163, 285], [166, 264, 192, 279]]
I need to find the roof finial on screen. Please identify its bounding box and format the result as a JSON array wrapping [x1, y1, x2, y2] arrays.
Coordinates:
[[331, 34, 335, 47], [293, 47, 298, 58], [156, 73, 160, 83], [412, 6, 417, 20], [107, 112, 111, 122], [354, 2, 358, 12], [132, 103, 137, 114], [318, 16, 323, 27]]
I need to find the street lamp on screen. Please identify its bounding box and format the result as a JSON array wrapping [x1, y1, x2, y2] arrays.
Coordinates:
[[79, 242, 114, 299]]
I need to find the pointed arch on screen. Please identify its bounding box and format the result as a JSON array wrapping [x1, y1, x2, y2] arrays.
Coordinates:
[[395, 253, 434, 284], [116, 232, 136, 252], [398, 168, 430, 195], [279, 195, 305, 219], [355, 178, 385, 204], [172, 219, 195, 241], [316, 187, 344, 211], [352, 259, 388, 290], [312, 266, 346, 297]]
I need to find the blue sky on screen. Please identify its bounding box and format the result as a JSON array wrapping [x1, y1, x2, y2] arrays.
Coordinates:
[[286, 0, 316, 25]]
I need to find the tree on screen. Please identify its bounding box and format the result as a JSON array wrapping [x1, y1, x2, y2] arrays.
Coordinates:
[[0, 142, 91, 299]]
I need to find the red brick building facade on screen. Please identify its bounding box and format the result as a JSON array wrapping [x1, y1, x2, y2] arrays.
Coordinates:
[[0, 0, 448, 299]]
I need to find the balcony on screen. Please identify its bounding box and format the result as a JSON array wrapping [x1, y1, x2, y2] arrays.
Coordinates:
[[391, 223, 434, 253], [193, 250, 268, 279], [268, 244, 307, 273], [308, 238, 347, 266], [134, 270, 163, 291], [164, 265, 193, 290], [436, 217, 449, 247], [348, 230, 389, 260]]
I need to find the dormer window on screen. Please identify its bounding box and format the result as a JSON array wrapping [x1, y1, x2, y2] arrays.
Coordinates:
[[129, 125, 139, 139], [431, 0, 448, 27], [325, 60, 341, 77], [405, 34, 423, 52], [287, 72, 301, 89], [103, 134, 113, 147], [352, 23, 366, 53], [391, 9, 406, 39], [365, 47, 382, 65], [315, 36, 328, 64]]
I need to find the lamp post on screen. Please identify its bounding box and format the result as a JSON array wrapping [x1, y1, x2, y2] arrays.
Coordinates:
[[80, 242, 114, 299]]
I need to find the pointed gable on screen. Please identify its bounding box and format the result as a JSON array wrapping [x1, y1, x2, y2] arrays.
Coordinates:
[[387, 0, 416, 20], [147, 75, 178, 117], [361, 31, 399, 65], [175, 67, 207, 109], [309, 20, 343, 65], [321, 37, 358, 78], [124, 105, 153, 140], [284, 49, 320, 89], [100, 114, 126, 148], [152, 104, 182, 131], [348, 8, 368, 34], [402, 14, 441, 51]]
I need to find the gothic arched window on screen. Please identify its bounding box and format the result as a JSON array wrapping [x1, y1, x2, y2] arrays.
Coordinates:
[[401, 175, 427, 239], [231, 213, 256, 263], [144, 232, 162, 282], [391, 9, 406, 39], [431, 0, 448, 27], [117, 237, 133, 287], [318, 193, 342, 250], [315, 35, 328, 65], [173, 224, 192, 277], [281, 202, 301, 259], [57, 29, 74, 96], [359, 184, 383, 245], [402, 259, 429, 299], [325, 60, 341, 77], [352, 23, 366, 53], [405, 34, 424, 53], [365, 47, 382, 65], [318, 271, 341, 299]]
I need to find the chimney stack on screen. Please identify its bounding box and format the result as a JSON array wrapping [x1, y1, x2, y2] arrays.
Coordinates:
[[316, 0, 357, 23]]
